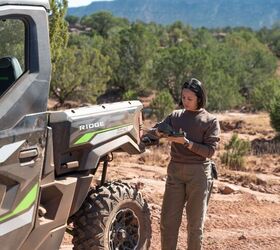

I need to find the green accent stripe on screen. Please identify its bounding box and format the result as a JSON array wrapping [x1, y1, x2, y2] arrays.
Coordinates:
[[75, 124, 132, 145], [0, 77, 8, 80], [0, 183, 38, 223]]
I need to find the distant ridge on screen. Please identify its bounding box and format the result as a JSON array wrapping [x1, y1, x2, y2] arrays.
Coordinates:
[[68, 0, 280, 29]]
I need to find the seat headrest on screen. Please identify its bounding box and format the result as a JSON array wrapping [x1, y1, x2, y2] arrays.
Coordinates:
[[0, 57, 13, 68], [0, 56, 23, 96], [0, 56, 23, 79]]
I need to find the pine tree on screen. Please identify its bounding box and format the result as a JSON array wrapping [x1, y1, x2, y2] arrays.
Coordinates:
[[269, 95, 280, 134], [49, 0, 69, 73]]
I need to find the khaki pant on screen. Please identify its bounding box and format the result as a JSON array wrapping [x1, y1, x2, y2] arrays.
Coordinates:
[[160, 161, 213, 250]]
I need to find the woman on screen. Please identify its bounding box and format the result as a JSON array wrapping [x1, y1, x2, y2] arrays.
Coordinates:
[[153, 78, 220, 250]]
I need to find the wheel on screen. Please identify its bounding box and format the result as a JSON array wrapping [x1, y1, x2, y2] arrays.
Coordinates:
[[72, 181, 151, 250]]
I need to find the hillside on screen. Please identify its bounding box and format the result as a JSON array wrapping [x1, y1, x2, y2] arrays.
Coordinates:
[[68, 0, 280, 29]]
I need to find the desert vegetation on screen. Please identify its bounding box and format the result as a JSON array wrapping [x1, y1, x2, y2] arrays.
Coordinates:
[[46, 3, 280, 114]]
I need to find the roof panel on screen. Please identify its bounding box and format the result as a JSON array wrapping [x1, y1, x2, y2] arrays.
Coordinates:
[[0, 0, 50, 10]]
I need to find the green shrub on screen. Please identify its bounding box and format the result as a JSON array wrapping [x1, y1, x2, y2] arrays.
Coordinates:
[[269, 95, 280, 134], [221, 133, 251, 170], [150, 89, 175, 120], [122, 90, 138, 100], [251, 78, 280, 110]]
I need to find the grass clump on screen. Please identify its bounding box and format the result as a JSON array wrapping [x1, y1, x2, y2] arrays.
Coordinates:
[[221, 133, 251, 171]]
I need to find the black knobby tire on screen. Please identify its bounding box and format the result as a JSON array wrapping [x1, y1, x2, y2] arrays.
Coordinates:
[[72, 181, 151, 250]]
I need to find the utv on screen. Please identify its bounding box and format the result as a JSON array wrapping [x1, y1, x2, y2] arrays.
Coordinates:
[[0, 1, 151, 249]]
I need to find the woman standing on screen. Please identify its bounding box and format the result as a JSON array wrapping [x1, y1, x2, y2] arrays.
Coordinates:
[[152, 78, 220, 250]]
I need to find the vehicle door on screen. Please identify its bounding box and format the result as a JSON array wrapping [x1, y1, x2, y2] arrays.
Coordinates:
[[0, 5, 51, 249]]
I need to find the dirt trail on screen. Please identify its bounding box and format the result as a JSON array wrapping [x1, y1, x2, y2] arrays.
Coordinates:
[[109, 162, 280, 250], [62, 161, 280, 249]]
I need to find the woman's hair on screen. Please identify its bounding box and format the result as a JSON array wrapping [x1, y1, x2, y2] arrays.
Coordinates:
[[179, 78, 207, 109]]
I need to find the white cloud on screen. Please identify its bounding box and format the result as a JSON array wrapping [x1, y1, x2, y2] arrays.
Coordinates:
[[68, 0, 114, 8]]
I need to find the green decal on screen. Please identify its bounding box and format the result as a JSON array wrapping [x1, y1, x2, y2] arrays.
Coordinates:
[[75, 124, 132, 145], [0, 77, 9, 80], [0, 183, 38, 222]]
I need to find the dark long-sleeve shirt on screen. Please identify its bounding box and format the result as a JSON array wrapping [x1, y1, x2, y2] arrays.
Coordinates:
[[156, 109, 220, 164]]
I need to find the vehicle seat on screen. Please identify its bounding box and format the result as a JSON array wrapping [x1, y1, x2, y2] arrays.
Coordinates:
[[0, 56, 23, 96]]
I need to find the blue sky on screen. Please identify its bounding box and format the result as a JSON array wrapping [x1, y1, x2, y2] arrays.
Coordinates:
[[68, 0, 113, 8]]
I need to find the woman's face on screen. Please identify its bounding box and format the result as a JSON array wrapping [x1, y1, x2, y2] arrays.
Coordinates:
[[181, 88, 198, 111]]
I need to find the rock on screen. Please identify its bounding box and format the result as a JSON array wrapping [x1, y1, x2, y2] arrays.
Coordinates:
[[258, 186, 266, 193], [211, 182, 219, 193], [249, 183, 259, 191], [219, 184, 239, 194], [161, 176, 167, 181], [235, 120, 245, 129], [248, 131, 256, 135], [256, 177, 267, 185], [238, 234, 247, 240], [135, 181, 145, 190], [241, 183, 249, 188], [151, 204, 161, 210]]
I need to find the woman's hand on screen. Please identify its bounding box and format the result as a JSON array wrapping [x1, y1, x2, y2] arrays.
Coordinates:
[[167, 136, 193, 149], [167, 136, 186, 144]]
